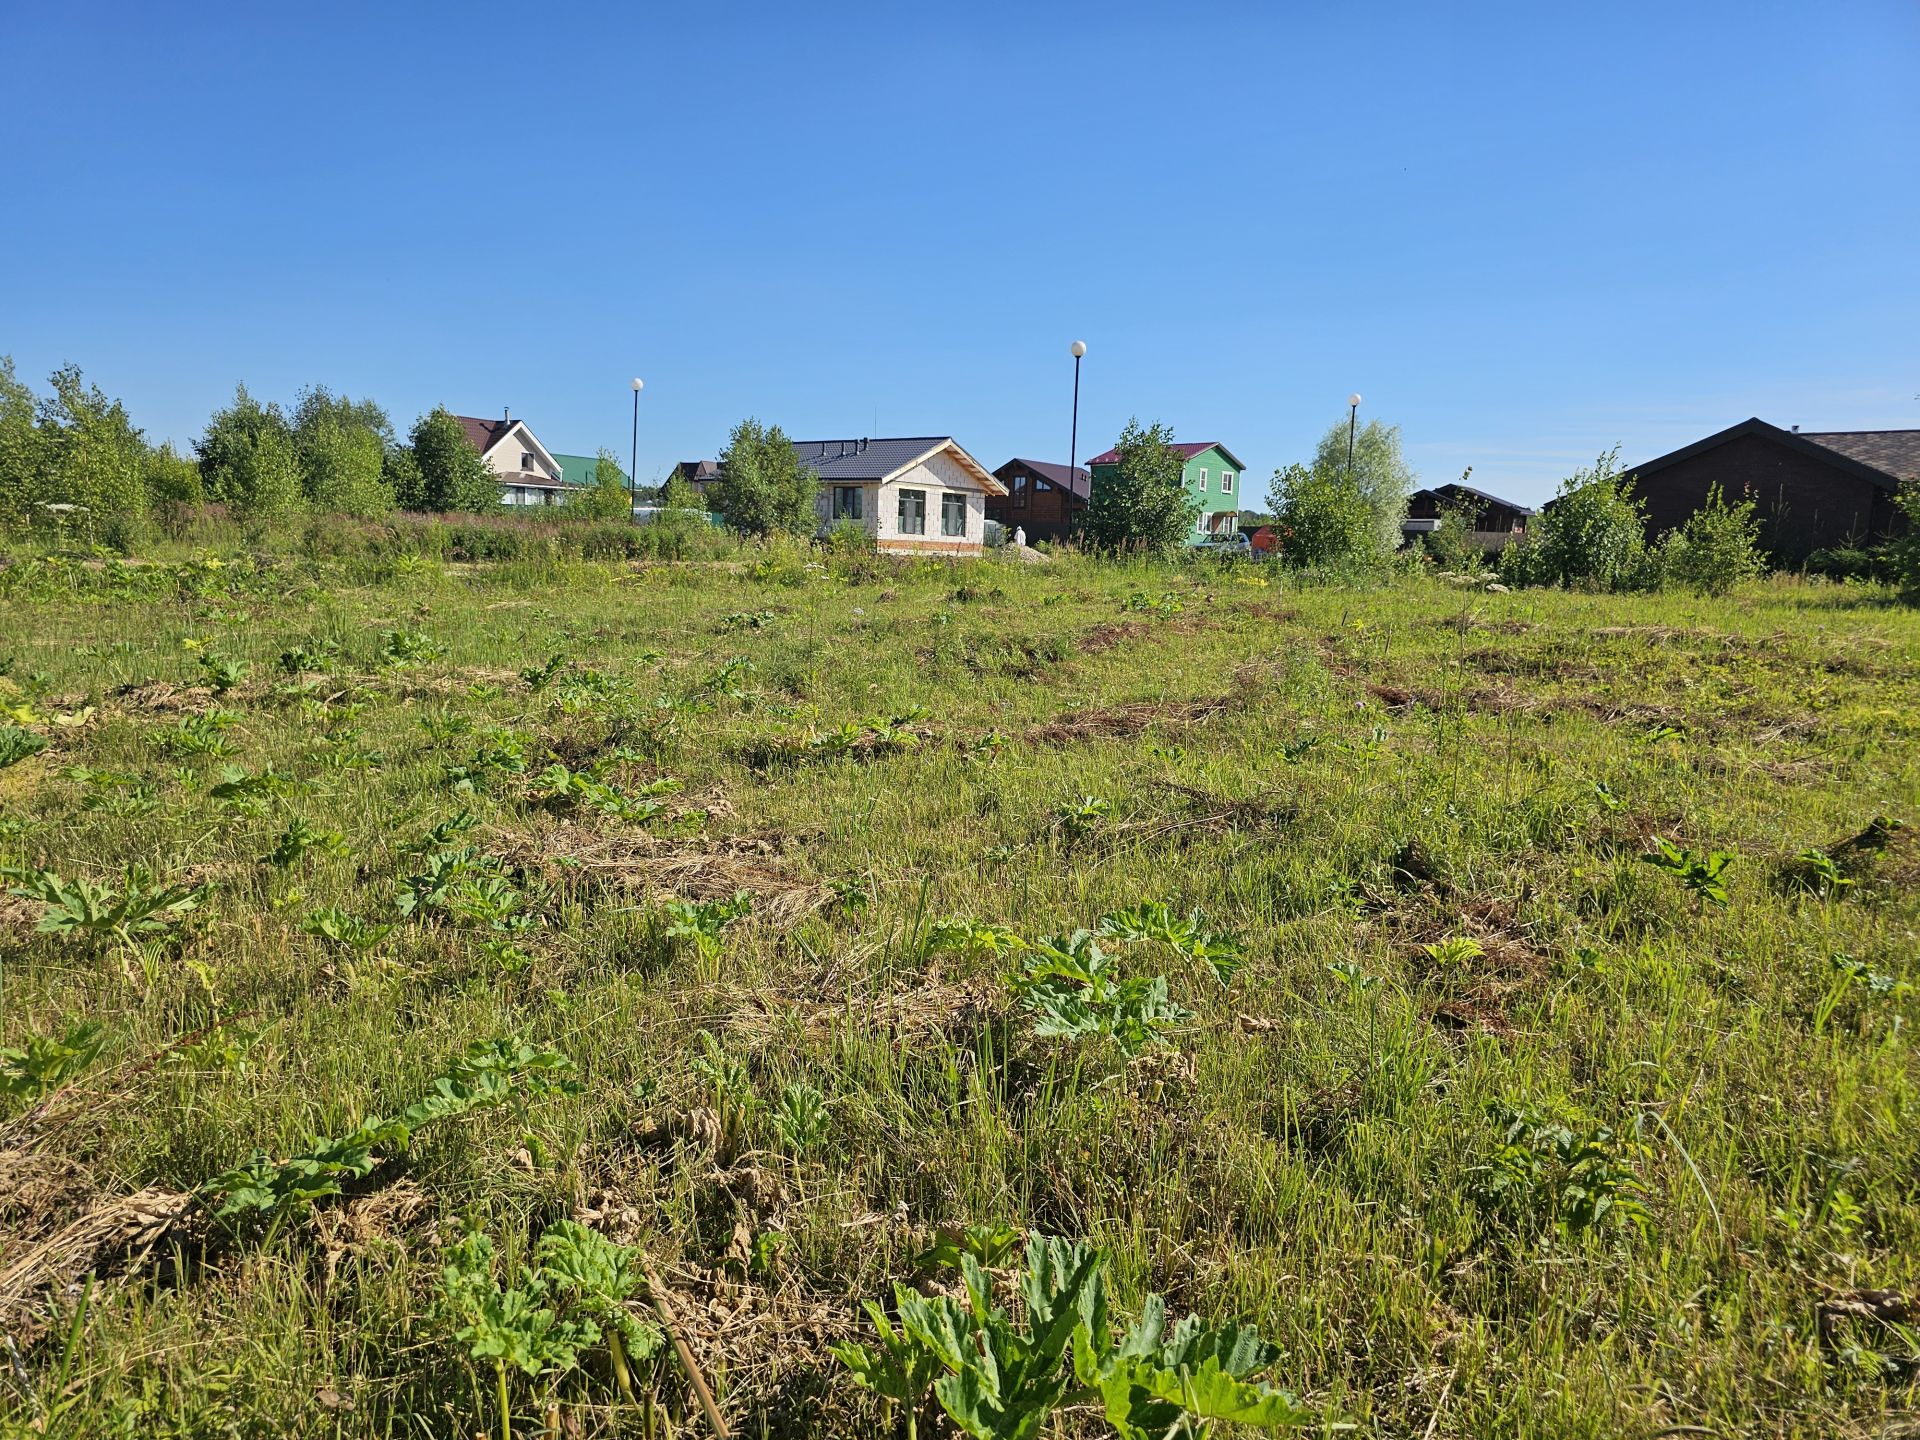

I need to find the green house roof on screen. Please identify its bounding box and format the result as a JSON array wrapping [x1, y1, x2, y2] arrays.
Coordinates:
[[550, 453, 626, 488]]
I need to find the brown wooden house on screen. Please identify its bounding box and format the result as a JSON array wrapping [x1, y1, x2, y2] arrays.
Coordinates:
[[986, 458, 1089, 542], [1404, 482, 1532, 549], [1619, 418, 1915, 561]]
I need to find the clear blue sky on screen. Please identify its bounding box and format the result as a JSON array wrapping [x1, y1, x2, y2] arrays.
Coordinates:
[[5, 1, 1917, 505]]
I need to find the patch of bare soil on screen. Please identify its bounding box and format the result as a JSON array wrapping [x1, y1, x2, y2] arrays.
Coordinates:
[[112, 679, 217, 713], [721, 972, 1004, 1049], [1364, 682, 1536, 717], [1027, 665, 1269, 744], [1076, 620, 1154, 654], [1392, 896, 1553, 1039], [1827, 815, 1918, 895], [494, 821, 829, 927]]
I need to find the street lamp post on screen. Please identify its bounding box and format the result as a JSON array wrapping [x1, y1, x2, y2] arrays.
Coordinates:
[[1068, 341, 1087, 514], [1346, 393, 1362, 475], [629, 378, 644, 507]]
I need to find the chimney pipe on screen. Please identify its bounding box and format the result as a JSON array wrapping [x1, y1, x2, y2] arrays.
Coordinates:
[[503, 407, 510, 422]]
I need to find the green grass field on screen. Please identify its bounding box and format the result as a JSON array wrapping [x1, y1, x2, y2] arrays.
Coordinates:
[[1, 543, 1916, 1439]]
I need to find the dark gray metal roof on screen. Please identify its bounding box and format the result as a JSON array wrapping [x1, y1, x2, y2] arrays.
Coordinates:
[[790, 437, 952, 482], [1413, 481, 1534, 515]]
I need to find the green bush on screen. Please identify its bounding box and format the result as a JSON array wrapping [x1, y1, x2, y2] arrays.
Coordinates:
[[1264, 461, 1385, 571], [1890, 483, 1920, 598], [197, 387, 305, 532], [1804, 545, 1895, 584], [1501, 449, 1648, 590], [711, 418, 818, 537], [1659, 484, 1766, 595], [1083, 419, 1199, 556]]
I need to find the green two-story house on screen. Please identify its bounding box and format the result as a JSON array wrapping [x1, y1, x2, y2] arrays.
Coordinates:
[[1086, 440, 1249, 542]]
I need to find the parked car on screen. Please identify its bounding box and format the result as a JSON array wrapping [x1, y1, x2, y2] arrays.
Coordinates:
[[1194, 532, 1257, 559]]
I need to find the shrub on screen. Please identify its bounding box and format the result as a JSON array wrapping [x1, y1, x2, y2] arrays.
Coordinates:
[[1083, 419, 1199, 556], [1420, 472, 1488, 571], [1890, 483, 1920, 599], [198, 385, 305, 529], [1502, 448, 1648, 590], [1309, 413, 1416, 551], [409, 406, 499, 514], [1264, 461, 1385, 571], [1658, 483, 1766, 594], [711, 418, 818, 536], [1804, 544, 1896, 584], [824, 518, 874, 554], [566, 449, 633, 521]]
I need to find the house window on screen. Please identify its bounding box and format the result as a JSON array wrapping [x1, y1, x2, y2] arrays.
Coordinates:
[[897, 488, 926, 535], [521, 451, 535, 471], [1013, 475, 1027, 508], [1196, 467, 1208, 489], [832, 485, 864, 520], [941, 492, 966, 537], [1221, 471, 1233, 494]]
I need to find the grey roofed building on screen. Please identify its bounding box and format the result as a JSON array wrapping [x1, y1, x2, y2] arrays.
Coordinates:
[[674, 438, 978, 488], [669, 459, 721, 491], [787, 436, 960, 480]]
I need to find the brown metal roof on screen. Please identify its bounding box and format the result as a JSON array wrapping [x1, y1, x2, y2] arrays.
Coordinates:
[[1085, 440, 1248, 471], [455, 415, 513, 456], [997, 458, 1090, 498]]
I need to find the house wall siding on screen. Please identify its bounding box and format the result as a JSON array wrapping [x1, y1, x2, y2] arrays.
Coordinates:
[[813, 447, 990, 554], [1631, 433, 1900, 561], [480, 423, 563, 483], [1089, 443, 1245, 544]]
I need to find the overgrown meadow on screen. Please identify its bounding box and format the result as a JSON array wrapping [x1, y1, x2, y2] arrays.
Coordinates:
[[1, 540, 1916, 1439]]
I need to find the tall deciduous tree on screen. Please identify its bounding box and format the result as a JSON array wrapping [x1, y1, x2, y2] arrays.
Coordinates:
[[142, 451, 204, 518], [409, 407, 500, 514], [39, 365, 151, 549], [1310, 416, 1416, 551], [1083, 418, 1198, 555], [1502, 448, 1649, 589], [291, 386, 394, 517], [711, 419, 817, 536], [0, 356, 41, 535], [1263, 461, 1383, 569], [197, 385, 303, 526]]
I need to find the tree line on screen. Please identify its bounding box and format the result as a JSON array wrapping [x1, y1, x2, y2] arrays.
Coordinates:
[[0, 359, 634, 547]]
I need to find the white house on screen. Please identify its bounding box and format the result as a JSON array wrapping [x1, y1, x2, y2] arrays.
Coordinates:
[[456, 413, 576, 507], [795, 437, 1008, 555], [666, 437, 1005, 553]]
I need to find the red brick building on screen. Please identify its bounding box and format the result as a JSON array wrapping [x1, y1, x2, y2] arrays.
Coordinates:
[[1623, 418, 1914, 561], [986, 458, 1089, 543]]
